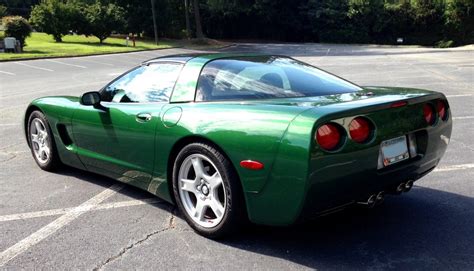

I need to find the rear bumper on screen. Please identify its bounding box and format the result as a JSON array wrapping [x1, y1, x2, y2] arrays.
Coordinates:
[[301, 116, 452, 221], [245, 97, 452, 226]]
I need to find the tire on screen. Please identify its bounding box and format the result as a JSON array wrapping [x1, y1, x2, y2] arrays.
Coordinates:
[[27, 110, 61, 171], [172, 142, 246, 238]]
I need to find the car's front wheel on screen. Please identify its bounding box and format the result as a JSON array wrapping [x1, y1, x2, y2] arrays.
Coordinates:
[[173, 142, 245, 238], [27, 110, 61, 171]]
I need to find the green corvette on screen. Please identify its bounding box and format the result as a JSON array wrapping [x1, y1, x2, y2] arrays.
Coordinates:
[[25, 53, 452, 238]]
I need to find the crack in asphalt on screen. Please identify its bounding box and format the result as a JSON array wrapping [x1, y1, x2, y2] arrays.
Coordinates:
[[92, 208, 176, 271]]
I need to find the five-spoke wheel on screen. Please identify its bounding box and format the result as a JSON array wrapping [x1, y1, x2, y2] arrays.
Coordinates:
[[173, 142, 246, 238], [27, 111, 60, 171]]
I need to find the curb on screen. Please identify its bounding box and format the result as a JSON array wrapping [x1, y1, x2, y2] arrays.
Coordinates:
[[0, 46, 177, 62], [0, 43, 237, 63]]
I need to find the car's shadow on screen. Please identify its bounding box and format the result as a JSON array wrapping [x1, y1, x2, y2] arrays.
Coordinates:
[[55, 167, 474, 270]]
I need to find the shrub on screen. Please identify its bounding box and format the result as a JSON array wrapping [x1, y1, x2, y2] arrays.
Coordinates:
[[29, 0, 75, 42], [0, 5, 7, 18], [2, 16, 32, 48], [445, 0, 474, 44], [84, 1, 125, 43]]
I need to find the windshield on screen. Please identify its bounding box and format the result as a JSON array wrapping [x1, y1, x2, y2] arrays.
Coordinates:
[[195, 56, 362, 101]]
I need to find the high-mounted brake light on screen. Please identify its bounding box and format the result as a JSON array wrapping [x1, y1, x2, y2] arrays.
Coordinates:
[[316, 123, 342, 151], [349, 117, 372, 143], [437, 100, 447, 121], [423, 104, 436, 125], [391, 101, 408, 108]]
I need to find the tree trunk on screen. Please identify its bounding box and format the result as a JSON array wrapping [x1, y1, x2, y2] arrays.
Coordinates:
[[54, 34, 62, 42], [184, 0, 191, 39], [192, 0, 204, 39]]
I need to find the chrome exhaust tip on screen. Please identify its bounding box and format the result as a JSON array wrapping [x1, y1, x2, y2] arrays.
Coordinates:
[[375, 191, 385, 205], [404, 180, 414, 192], [357, 194, 377, 208], [396, 182, 406, 194]]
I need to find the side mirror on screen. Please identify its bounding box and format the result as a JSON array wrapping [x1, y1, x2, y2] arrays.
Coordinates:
[[80, 91, 101, 106], [80, 91, 108, 111]]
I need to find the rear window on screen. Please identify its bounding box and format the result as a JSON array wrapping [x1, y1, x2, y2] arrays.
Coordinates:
[[195, 56, 362, 102]]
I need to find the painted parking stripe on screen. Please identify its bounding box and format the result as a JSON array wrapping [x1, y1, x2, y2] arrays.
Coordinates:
[[78, 58, 115, 66], [0, 184, 124, 266], [434, 163, 474, 172], [13, 62, 53, 72], [452, 116, 474, 120], [45, 59, 87, 69], [0, 71, 15, 76], [446, 94, 473, 98], [0, 198, 161, 222]]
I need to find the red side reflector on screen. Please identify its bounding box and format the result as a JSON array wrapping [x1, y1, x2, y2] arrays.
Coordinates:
[[240, 160, 264, 170], [391, 101, 408, 108]]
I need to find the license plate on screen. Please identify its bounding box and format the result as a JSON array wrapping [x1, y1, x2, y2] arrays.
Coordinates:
[[380, 136, 409, 167]]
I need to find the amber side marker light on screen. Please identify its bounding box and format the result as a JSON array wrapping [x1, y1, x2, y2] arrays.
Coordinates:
[[240, 160, 264, 170], [316, 123, 342, 151]]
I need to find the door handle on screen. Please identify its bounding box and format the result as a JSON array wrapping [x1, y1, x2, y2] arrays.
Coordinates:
[[136, 113, 152, 122]]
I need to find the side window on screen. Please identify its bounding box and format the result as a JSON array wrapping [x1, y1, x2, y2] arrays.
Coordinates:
[[101, 63, 183, 103]]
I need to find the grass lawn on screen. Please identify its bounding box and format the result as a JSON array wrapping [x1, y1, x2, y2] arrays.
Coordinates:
[[0, 32, 177, 61]]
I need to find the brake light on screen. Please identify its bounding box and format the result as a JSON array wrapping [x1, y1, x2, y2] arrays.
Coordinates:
[[437, 100, 447, 121], [316, 123, 341, 151], [423, 104, 435, 125], [349, 117, 372, 143]]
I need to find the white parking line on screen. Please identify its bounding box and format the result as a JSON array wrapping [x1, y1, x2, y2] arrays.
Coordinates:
[[446, 94, 473, 98], [13, 62, 53, 72], [78, 58, 115, 66], [0, 198, 161, 222], [45, 59, 87, 69], [434, 163, 474, 172], [0, 71, 15, 76], [0, 184, 124, 266], [452, 116, 474, 120]]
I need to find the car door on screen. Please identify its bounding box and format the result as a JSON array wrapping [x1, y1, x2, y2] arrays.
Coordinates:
[[72, 62, 184, 189]]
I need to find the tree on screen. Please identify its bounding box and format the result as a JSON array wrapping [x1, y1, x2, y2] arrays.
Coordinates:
[[84, 1, 125, 43], [2, 16, 32, 48], [192, 0, 204, 38], [0, 5, 7, 18], [29, 0, 74, 42]]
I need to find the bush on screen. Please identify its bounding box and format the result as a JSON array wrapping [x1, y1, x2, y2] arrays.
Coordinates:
[[85, 0, 125, 43], [2, 16, 32, 48], [445, 0, 474, 44], [0, 5, 7, 18], [29, 0, 75, 42], [84, 1, 125, 43]]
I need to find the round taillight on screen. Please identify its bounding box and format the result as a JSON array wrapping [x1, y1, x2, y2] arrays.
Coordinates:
[[423, 104, 435, 125], [349, 117, 372, 143], [316, 123, 341, 151], [437, 100, 447, 121]]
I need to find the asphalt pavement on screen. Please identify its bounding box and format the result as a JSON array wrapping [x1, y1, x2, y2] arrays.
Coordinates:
[[0, 44, 473, 270]]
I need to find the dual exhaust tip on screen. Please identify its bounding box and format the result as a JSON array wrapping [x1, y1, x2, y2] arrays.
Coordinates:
[[357, 180, 414, 208], [395, 180, 414, 194]]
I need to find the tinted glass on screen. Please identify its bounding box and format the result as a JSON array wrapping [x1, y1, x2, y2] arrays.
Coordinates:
[[101, 62, 183, 103], [196, 56, 361, 101]]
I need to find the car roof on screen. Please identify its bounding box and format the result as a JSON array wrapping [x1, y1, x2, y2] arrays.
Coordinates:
[[143, 53, 281, 65]]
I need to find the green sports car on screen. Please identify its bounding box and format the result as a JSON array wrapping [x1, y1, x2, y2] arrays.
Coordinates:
[[25, 53, 452, 238]]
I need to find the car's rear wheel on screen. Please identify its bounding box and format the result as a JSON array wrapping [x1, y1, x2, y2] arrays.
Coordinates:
[[173, 142, 245, 238], [28, 111, 61, 171]]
